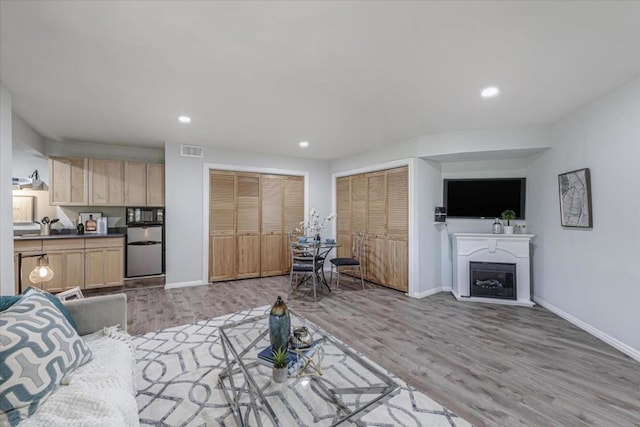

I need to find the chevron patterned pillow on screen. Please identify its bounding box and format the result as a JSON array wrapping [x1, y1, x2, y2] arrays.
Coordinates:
[[0, 292, 93, 426]]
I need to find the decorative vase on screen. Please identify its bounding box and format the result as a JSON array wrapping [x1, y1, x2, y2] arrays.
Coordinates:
[[290, 326, 313, 349], [269, 296, 290, 352], [272, 366, 288, 383], [503, 225, 515, 234]]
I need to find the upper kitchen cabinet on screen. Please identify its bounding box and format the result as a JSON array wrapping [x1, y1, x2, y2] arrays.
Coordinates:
[[124, 161, 147, 206], [125, 162, 165, 207], [89, 159, 125, 206], [49, 157, 88, 206], [146, 163, 165, 206]]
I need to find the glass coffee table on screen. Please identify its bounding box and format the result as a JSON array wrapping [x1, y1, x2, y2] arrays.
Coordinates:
[[217, 310, 399, 426]]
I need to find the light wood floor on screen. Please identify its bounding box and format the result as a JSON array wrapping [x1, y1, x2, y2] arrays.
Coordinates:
[[125, 276, 640, 427]]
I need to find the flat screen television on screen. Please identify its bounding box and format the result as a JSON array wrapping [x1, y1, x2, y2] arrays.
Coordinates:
[[443, 178, 526, 219]]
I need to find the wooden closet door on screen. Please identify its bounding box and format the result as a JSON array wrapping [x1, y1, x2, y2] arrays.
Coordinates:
[[283, 176, 304, 272], [386, 167, 408, 291], [261, 175, 285, 276], [336, 176, 352, 259], [236, 174, 260, 279], [367, 172, 387, 285], [209, 171, 236, 281]]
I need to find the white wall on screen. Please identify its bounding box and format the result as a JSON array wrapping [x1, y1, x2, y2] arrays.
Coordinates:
[[1, 83, 15, 295], [527, 77, 640, 359], [164, 142, 332, 287]]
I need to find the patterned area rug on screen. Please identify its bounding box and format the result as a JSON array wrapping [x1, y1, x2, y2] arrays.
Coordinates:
[[133, 307, 472, 426]]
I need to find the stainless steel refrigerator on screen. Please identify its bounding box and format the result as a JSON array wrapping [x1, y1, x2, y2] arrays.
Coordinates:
[[126, 207, 164, 277]]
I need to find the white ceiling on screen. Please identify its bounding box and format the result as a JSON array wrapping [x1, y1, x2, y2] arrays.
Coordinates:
[[1, 1, 639, 160]]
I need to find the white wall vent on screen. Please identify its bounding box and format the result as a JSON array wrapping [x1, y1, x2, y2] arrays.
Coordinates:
[[180, 144, 204, 158]]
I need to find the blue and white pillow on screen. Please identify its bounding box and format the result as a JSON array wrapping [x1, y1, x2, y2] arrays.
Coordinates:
[[0, 292, 92, 426]]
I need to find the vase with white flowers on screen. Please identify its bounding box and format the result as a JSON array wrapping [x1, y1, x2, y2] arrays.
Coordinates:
[[297, 209, 336, 240]]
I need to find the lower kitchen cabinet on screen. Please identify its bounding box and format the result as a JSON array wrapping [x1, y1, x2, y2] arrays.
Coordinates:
[[42, 239, 85, 293], [13, 237, 124, 293], [85, 238, 124, 289]]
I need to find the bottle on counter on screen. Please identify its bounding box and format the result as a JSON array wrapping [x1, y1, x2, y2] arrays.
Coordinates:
[[85, 214, 97, 232]]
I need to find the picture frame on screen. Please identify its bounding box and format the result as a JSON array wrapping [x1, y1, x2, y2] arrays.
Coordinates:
[[558, 168, 592, 228], [12, 195, 35, 224], [79, 212, 102, 234]]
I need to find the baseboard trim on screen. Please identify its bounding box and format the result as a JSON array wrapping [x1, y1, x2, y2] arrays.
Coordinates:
[[534, 296, 640, 363], [165, 280, 209, 290], [409, 287, 443, 299]]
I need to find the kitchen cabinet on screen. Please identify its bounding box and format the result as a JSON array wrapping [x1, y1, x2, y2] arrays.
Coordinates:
[[124, 161, 147, 206], [334, 166, 408, 292], [13, 236, 124, 293], [49, 157, 88, 206], [89, 159, 125, 206], [84, 238, 124, 289], [146, 163, 165, 206], [42, 240, 85, 293]]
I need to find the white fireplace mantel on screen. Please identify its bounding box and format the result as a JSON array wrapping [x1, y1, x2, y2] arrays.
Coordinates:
[[452, 233, 535, 307]]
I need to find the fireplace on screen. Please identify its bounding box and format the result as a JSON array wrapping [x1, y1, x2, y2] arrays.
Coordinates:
[[469, 261, 516, 300]]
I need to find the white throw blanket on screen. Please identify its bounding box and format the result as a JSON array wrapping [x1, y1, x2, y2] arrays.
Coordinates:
[[19, 327, 138, 427]]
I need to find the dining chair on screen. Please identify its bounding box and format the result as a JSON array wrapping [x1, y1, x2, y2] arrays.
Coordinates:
[[288, 238, 324, 301], [329, 231, 366, 290]]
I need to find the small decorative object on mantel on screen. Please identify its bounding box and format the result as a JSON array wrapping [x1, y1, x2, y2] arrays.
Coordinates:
[[492, 218, 502, 234], [269, 296, 291, 352], [501, 210, 517, 234], [558, 168, 592, 228], [271, 347, 289, 383]]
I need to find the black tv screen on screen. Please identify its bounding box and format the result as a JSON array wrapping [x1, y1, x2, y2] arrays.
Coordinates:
[[443, 178, 526, 219]]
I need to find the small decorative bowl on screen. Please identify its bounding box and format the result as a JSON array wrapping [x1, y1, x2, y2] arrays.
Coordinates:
[[298, 237, 308, 243], [290, 326, 313, 349], [325, 238, 335, 244]]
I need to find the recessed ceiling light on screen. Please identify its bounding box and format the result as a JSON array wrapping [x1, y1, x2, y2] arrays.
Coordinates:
[[298, 141, 309, 148], [481, 87, 500, 98], [178, 115, 191, 123]]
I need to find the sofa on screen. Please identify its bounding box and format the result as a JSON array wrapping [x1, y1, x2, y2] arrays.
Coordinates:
[[0, 292, 138, 427]]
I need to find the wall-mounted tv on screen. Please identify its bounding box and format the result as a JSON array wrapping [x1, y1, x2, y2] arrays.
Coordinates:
[[443, 178, 526, 219]]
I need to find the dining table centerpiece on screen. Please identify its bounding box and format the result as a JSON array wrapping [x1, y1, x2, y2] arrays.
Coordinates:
[[297, 209, 336, 240]]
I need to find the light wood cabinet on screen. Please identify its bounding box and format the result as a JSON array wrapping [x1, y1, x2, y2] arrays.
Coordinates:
[[42, 240, 85, 293], [146, 163, 165, 206], [84, 238, 124, 289], [335, 166, 408, 291], [89, 159, 125, 206], [13, 237, 124, 293], [49, 157, 164, 207], [124, 161, 147, 206], [49, 157, 88, 205], [208, 171, 304, 282]]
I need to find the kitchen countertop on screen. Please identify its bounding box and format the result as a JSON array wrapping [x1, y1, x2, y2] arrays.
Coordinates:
[[14, 233, 126, 241]]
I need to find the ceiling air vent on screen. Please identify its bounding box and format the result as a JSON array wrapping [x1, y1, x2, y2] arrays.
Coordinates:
[[180, 144, 204, 158]]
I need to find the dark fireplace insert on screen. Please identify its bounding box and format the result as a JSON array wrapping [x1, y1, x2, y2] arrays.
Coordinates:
[[469, 261, 516, 300]]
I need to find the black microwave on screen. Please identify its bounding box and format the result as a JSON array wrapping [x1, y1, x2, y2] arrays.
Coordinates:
[[126, 207, 164, 225]]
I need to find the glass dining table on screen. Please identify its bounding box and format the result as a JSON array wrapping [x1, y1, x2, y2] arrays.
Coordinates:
[[294, 240, 339, 293]]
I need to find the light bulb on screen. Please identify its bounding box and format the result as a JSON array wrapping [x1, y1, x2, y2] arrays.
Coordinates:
[[39, 267, 47, 278]]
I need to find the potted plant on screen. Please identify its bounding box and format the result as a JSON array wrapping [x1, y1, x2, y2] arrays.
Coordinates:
[[501, 209, 517, 234], [272, 347, 289, 383]]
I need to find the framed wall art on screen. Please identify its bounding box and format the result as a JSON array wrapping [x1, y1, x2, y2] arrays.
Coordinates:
[[558, 168, 592, 228]]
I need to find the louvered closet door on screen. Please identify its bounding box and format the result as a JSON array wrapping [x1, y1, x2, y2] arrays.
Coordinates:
[[283, 176, 304, 272], [236, 174, 260, 279], [336, 177, 352, 259], [386, 167, 408, 291], [209, 172, 236, 281], [261, 175, 285, 276], [367, 172, 387, 285]]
